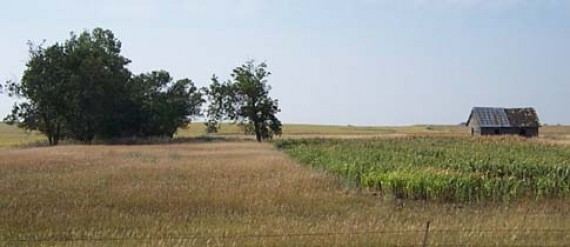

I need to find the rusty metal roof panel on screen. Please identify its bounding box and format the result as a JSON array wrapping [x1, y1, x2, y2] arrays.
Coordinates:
[[505, 108, 540, 127]]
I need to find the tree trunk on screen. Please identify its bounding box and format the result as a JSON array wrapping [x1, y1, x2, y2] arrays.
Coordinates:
[[43, 114, 55, 146], [86, 135, 94, 145], [53, 124, 61, 146], [254, 121, 262, 142]]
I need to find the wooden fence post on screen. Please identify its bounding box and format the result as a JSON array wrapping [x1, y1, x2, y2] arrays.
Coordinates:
[[422, 221, 431, 247]]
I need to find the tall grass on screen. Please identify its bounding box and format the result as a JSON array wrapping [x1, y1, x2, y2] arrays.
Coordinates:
[[1, 142, 569, 246]]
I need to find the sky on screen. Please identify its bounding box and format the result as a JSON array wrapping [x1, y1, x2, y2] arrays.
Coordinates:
[[1, 0, 569, 126]]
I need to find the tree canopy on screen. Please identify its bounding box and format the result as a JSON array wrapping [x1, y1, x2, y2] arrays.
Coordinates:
[[129, 71, 204, 138], [204, 61, 282, 142], [3, 28, 282, 145], [3, 28, 204, 145]]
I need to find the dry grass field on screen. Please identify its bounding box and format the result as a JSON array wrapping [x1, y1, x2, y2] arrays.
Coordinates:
[[2, 122, 570, 146], [1, 123, 570, 246], [1, 141, 569, 246], [175, 123, 471, 138], [175, 123, 570, 142], [0, 124, 44, 148]]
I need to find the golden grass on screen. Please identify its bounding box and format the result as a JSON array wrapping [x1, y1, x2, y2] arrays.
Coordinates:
[[1, 142, 569, 246], [3, 122, 570, 146], [177, 123, 570, 142], [173, 123, 471, 142], [0, 124, 44, 147], [176, 123, 472, 138]]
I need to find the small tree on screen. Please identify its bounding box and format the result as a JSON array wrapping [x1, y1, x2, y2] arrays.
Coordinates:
[[3, 42, 69, 145], [205, 61, 282, 142]]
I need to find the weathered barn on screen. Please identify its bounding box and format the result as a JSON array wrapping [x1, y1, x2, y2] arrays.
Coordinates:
[[466, 107, 541, 137]]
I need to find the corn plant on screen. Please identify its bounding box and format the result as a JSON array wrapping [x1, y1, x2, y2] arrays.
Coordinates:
[[277, 137, 570, 203]]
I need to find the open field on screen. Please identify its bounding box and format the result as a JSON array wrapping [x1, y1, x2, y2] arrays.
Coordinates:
[[278, 137, 570, 202], [1, 142, 569, 246], [167, 123, 570, 143], [175, 123, 472, 138], [2, 122, 570, 146], [0, 123, 468, 147], [1, 124, 570, 246], [0, 124, 44, 147]]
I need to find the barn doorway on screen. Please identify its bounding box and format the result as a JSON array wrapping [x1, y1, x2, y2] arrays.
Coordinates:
[[494, 129, 500, 135], [519, 129, 527, 137]]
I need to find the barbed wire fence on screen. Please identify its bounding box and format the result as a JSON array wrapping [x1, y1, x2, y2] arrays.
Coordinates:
[[2, 223, 569, 247]]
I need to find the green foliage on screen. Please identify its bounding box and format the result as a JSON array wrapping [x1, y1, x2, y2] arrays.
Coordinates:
[[204, 61, 282, 142], [62, 28, 133, 142], [277, 137, 570, 203], [4, 41, 70, 145], [3, 28, 203, 145], [129, 71, 204, 138]]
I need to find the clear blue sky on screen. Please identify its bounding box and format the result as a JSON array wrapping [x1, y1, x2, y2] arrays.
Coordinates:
[[1, 0, 569, 126]]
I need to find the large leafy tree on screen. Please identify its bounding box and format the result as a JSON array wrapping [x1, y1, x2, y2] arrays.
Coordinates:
[[3, 28, 204, 145], [205, 61, 282, 142], [4, 28, 132, 144], [62, 28, 132, 142]]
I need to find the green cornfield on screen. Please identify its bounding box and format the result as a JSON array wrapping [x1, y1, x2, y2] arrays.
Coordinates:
[[276, 136, 570, 203]]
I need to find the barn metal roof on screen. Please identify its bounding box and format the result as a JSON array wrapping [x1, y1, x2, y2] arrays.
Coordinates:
[[466, 107, 540, 127]]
